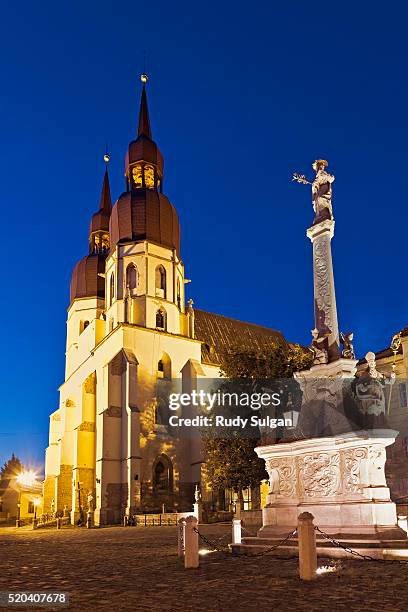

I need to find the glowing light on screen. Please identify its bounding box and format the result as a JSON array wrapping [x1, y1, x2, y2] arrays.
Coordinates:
[[316, 565, 337, 575], [199, 549, 214, 556], [34, 498, 41, 507], [141, 73, 148, 84], [104, 153, 110, 164], [16, 470, 37, 488]]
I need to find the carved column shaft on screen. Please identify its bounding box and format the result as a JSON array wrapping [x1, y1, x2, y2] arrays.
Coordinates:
[[307, 219, 340, 361]]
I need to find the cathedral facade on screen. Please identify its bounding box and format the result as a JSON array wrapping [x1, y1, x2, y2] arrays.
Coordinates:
[[43, 78, 284, 524]]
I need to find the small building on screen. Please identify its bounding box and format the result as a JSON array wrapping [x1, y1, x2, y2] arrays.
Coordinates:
[[0, 477, 43, 524]]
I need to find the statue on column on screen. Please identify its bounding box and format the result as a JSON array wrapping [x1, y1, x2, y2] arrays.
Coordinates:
[[292, 159, 335, 224], [311, 159, 335, 223]]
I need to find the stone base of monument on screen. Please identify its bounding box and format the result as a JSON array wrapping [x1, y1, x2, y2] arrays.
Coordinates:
[[232, 430, 408, 559]]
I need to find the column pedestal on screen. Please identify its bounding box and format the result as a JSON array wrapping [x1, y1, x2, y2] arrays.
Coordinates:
[[256, 430, 406, 541]]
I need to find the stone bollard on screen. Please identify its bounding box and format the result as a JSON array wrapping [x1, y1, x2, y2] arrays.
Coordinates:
[[123, 515, 128, 527], [398, 515, 408, 534], [86, 511, 94, 529], [178, 517, 186, 557], [56, 517, 62, 530], [297, 512, 317, 581], [184, 516, 199, 568], [232, 519, 242, 544]]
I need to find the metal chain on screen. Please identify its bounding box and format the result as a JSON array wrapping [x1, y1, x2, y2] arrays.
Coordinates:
[[240, 528, 298, 558], [315, 526, 408, 565], [193, 527, 230, 553]]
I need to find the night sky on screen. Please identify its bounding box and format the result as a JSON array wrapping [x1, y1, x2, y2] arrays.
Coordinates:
[[1, 1, 407, 469]]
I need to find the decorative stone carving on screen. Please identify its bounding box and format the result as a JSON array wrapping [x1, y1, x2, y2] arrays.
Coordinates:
[[65, 399, 75, 407], [340, 331, 355, 360], [343, 447, 367, 493], [84, 374, 96, 394], [266, 457, 297, 497], [106, 406, 122, 418], [298, 452, 340, 497], [313, 235, 334, 337], [310, 328, 328, 365], [78, 421, 95, 432]]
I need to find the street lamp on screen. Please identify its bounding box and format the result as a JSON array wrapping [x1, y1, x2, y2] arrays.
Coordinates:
[[16, 470, 37, 488], [33, 498, 40, 529], [15, 471, 38, 527]]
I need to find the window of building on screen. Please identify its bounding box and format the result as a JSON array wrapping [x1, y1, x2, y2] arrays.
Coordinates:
[[157, 353, 171, 379], [176, 278, 181, 309], [109, 273, 115, 306], [156, 309, 166, 330], [126, 263, 138, 293], [400, 383, 407, 408], [27, 501, 34, 514], [153, 455, 173, 493], [155, 265, 166, 298], [132, 164, 143, 188], [79, 320, 90, 334], [144, 164, 155, 189]]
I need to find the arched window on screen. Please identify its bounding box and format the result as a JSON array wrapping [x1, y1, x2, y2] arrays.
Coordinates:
[[153, 454, 173, 493], [109, 273, 115, 306], [79, 320, 90, 334], [157, 353, 171, 379], [156, 309, 166, 330], [176, 278, 181, 309], [155, 265, 166, 298], [126, 263, 138, 293]]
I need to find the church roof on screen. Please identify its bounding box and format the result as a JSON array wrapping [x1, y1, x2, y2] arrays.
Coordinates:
[[90, 167, 112, 235], [194, 309, 286, 366]]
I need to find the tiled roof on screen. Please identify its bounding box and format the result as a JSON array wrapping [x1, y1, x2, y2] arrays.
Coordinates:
[[194, 309, 286, 366]]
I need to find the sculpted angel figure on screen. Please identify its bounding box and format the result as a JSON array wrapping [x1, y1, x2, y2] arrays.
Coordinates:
[[310, 328, 329, 365], [340, 331, 355, 359], [312, 159, 335, 222]]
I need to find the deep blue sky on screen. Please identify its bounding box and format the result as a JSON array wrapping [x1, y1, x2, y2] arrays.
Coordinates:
[[1, 1, 407, 469]]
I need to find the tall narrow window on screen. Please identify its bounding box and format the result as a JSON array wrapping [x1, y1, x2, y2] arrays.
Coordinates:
[[176, 278, 181, 309], [155, 265, 166, 298], [126, 263, 138, 293], [109, 273, 115, 306], [156, 309, 166, 330]]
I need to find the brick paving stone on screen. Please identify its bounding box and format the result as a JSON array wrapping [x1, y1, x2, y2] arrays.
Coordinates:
[[0, 524, 407, 611]]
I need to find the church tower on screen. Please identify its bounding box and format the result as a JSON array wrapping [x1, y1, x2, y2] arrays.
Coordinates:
[[106, 75, 185, 336]]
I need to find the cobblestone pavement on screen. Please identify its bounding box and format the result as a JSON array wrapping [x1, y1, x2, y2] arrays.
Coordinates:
[[0, 524, 408, 611]]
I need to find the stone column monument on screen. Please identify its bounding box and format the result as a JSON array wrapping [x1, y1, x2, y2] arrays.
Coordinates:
[[252, 161, 407, 548]]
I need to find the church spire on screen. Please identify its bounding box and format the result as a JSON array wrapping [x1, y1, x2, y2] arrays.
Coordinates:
[[99, 159, 112, 213], [137, 74, 152, 139], [89, 156, 112, 253]]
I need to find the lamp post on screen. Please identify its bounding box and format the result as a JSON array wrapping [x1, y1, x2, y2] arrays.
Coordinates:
[[33, 498, 40, 529], [16, 499, 21, 528]]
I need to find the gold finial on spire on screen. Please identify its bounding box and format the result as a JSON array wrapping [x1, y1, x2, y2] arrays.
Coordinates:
[[103, 145, 110, 164], [140, 73, 148, 84]]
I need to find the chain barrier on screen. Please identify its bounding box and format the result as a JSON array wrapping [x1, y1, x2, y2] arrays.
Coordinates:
[[193, 527, 230, 554], [314, 526, 408, 565], [239, 528, 298, 558], [191, 523, 408, 564], [241, 525, 257, 538]]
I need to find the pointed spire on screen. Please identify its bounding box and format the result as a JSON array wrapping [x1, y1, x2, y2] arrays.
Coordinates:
[[99, 159, 112, 213], [137, 74, 152, 139]]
